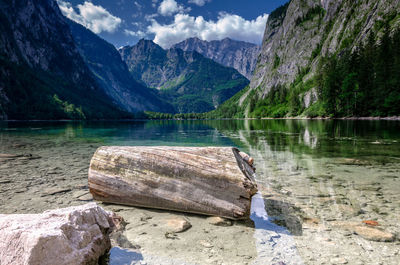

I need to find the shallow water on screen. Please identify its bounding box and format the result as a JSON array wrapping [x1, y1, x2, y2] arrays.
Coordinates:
[[0, 119, 399, 264]]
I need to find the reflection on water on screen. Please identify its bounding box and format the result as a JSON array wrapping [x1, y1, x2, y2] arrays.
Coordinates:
[[0, 119, 399, 264], [105, 247, 144, 265], [250, 193, 304, 265]]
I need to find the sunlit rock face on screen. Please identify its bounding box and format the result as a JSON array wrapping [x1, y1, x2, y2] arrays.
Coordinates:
[[0, 203, 114, 265], [247, 0, 400, 111], [173, 37, 261, 80]]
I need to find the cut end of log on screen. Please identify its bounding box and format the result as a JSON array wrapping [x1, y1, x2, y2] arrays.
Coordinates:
[[232, 148, 256, 184]]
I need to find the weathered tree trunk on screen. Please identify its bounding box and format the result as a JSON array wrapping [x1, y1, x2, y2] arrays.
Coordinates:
[[88, 146, 257, 220]]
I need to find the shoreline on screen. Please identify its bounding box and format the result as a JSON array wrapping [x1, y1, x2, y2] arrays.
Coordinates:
[[259, 116, 400, 121], [1, 116, 400, 122]]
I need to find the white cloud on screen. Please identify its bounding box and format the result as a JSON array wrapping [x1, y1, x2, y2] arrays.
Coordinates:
[[57, 0, 122, 34], [145, 13, 159, 21], [131, 22, 142, 27], [134, 1, 142, 10], [188, 0, 211, 6], [152, 0, 159, 8], [124, 29, 147, 38], [158, 0, 190, 16], [147, 12, 269, 48]]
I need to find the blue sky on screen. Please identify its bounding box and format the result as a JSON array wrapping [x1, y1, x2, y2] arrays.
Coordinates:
[[57, 0, 288, 48]]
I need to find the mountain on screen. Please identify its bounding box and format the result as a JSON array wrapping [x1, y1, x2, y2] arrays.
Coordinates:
[[173, 37, 260, 80], [0, 0, 132, 120], [66, 19, 174, 114], [210, 0, 400, 118], [120, 40, 249, 113]]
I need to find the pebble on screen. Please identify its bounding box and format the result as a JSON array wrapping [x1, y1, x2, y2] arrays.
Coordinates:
[[199, 240, 213, 248], [362, 220, 379, 226], [166, 217, 191, 233], [353, 226, 395, 242], [77, 194, 93, 201], [140, 216, 152, 222], [302, 217, 319, 225], [74, 184, 87, 189], [0, 180, 12, 184], [164, 232, 178, 239], [14, 188, 28, 193], [41, 187, 71, 196], [207, 216, 232, 226], [0, 153, 22, 159], [73, 190, 89, 198], [330, 257, 348, 264]]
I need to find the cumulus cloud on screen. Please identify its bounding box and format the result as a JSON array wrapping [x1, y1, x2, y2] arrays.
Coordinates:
[[147, 12, 268, 48], [188, 0, 211, 6], [124, 29, 147, 38], [57, 0, 122, 34], [158, 0, 190, 16]]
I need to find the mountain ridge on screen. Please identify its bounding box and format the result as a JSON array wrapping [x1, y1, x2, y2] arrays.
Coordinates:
[[0, 0, 131, 119], [67, 20, 174, 114], [172, 37, 260, 79], [120, 39, 249, 113]]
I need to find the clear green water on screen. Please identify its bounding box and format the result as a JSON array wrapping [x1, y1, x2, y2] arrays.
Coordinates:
[[0, 120, 399, 264]]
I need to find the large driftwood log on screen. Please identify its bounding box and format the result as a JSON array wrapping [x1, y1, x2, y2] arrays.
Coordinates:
[[88, 146, 257, 220]]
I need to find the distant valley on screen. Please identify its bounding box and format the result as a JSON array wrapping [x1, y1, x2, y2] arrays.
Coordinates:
[[119, 40, 249, 113]]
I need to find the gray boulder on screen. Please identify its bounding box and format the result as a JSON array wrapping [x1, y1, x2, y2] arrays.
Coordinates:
[[0, 203, 115, 265]]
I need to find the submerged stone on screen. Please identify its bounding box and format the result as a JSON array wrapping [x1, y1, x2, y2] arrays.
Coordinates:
[[362, 220, 379, 226], [331, 221, 395, 242], [207, 216, 233, 226], [166, 217, 192, 233], [352, 226, 395, 242]]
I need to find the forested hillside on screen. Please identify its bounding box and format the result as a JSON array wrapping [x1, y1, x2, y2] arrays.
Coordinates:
[[211, 0, 400, 118]]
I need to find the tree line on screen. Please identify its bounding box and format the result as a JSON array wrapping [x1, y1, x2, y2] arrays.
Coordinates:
[[317, 25, 400, 117]]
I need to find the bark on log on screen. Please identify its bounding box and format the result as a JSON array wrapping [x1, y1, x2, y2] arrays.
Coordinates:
[[88, 146, 257, 220]]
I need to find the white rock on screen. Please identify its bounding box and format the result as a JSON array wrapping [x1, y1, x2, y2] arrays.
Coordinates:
[[0, 203, 114, 265]]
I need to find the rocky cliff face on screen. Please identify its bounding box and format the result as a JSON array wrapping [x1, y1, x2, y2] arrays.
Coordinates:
[[120, 40, 187, 90], [173, 37, 260, 80], [120, 40, 249, 113], [0, 0, 129, 119], [67, 20, 174, 113], [244, 0, 400, 114], [209, 0, 400, 118], [0, 0, 88, 81]]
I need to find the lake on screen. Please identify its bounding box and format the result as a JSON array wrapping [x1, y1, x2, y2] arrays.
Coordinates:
[[0, 119, 399, 264]]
